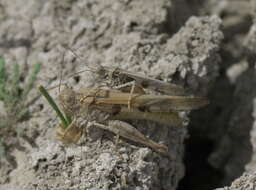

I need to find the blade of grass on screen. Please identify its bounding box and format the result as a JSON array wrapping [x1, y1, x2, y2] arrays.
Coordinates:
[[64, 113, 72, 125], [38, 85, 70, 128], [5, 63, 21, 111], [0, 57, 6, 100], [22, 63, 41, 99], [10, 63, 20, 99], [0, 138, 6, 157]]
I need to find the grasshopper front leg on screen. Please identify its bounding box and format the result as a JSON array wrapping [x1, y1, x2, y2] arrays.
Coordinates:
[[56, 119, 83, 145], [88, 120, 168, 154]]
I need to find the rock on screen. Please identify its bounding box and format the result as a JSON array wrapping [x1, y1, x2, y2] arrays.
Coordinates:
[[0, 0, 223, 190]]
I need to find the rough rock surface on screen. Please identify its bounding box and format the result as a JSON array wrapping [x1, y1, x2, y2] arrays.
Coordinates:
[[245, 0, 256, 176], [213, 19, 256, 190], [207, 0, 256, 189], [0, 1, 224, 190], [173, 1, 254, 189], [215, 171, 256, 190]]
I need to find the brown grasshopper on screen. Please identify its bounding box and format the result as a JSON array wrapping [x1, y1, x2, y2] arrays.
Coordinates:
[[54, 87, 209, 154]]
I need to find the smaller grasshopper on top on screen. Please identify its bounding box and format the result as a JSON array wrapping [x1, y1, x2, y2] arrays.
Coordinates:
[[66, 47, 185, 97], [66, 47, 189, 110]]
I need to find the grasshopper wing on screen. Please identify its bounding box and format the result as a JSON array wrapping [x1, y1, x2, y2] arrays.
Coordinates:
[[136, 96, 209, 112], [77, 88, 208, 112]]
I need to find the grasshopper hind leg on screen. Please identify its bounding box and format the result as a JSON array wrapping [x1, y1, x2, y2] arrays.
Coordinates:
[[88, 120, 168, 154]]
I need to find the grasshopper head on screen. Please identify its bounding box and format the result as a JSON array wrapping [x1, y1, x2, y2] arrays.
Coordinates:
[[58, 88, 78, 115]]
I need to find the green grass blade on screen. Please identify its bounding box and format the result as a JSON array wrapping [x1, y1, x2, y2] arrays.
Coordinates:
[[0, 57, 7, 101], [22, 63, 41, 99], [5, 63, 21, 109], [65, 113, 72, 125], [38, 85, 69, 128], [0, 139, 6, 157], [10, 63, 20, 99]]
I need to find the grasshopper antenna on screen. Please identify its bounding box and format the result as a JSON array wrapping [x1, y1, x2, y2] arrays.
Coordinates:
[[64, 46, 97, 73], [67, 69, 94, 79], [61, 45, 103, 87]]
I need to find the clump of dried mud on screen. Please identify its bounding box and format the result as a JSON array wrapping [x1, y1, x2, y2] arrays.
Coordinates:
[[0, 0, 256, 190]]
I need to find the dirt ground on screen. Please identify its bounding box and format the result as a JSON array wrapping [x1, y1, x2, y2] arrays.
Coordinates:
[[0, 0, 255, 190]]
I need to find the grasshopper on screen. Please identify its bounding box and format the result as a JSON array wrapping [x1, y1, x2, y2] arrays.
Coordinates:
[[54, 87, 209, 154], [66, 48, 185, 109], [90, 65, 185, 95], [39, 85, 171, 153]]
